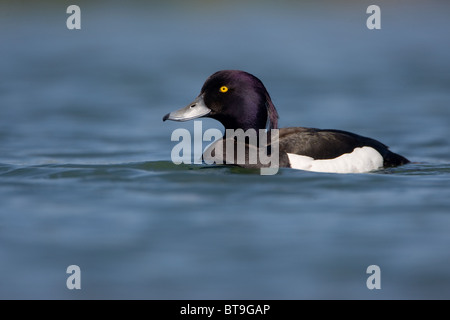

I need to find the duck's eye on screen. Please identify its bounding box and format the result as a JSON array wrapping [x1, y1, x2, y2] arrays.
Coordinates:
[[219, 86, 229, 93]]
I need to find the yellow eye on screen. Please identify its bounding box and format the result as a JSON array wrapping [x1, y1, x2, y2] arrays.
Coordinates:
[[220, 86, 228, 93]]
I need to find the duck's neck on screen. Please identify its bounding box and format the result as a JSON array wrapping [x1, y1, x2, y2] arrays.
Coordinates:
[[220, 97, 278, 132]]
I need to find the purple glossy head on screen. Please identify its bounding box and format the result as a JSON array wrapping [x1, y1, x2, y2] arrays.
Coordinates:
[[163, 70, 279, 131], [200, 70, 279, 130]]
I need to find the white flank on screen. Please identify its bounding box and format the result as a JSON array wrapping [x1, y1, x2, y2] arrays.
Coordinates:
[[287, 146, 384, 173]]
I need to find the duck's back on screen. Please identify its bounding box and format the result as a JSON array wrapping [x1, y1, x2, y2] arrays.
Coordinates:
[[278, 127, 409, 172]]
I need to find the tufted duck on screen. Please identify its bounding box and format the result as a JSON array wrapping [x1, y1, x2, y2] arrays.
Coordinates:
[[163, 70, 409, 173]]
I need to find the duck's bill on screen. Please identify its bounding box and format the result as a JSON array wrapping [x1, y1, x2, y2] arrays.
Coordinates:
[[163, 95, 211, 122]]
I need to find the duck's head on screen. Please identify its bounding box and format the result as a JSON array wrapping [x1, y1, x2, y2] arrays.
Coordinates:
[[163, 70, 279, 131]]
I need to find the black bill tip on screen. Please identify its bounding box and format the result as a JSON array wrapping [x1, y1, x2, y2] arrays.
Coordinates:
[[162, 113, 170, 121]]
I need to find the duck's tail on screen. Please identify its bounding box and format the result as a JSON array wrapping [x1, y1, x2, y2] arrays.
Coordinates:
[[383, 150, 410, 167]]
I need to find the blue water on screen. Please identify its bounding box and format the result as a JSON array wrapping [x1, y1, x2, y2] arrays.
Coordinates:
[[1, 1, 450, 299]]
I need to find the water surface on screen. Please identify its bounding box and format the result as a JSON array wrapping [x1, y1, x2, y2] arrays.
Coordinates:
[[1, 1, 449, 299]]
